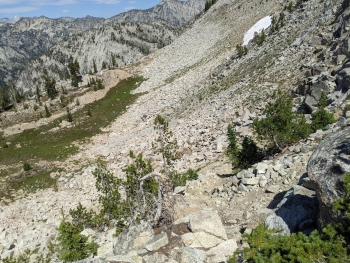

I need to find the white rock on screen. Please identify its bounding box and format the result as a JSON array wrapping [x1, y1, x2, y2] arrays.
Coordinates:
[[189, 208, 227, 240], [97, 242, 114, 257], [206, 239, 238, 263], [181, 232, 223, 248], [145, 232, 169, 251]]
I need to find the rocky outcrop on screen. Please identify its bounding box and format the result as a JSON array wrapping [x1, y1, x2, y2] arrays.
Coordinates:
[[307, 126, 350, 226], [107, 0, 206, 28]]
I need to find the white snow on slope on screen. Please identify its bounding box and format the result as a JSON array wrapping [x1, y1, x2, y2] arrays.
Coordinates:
[[243, 16, 271, 45]]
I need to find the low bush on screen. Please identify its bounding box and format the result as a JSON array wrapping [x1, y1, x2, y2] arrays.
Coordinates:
[[204, 0, 218, 12], [226, 125, 264, 170], [23, 162, 31, 171], [44, 104, 51, 118], [311, 93, 335, 132], [236, 44, 248, 57], [252, 90, 311, 152], [67, 108, 73, 122], [57, 220, 98, 263], [228, 224, 347, 263], [169, 168, 199, 187]]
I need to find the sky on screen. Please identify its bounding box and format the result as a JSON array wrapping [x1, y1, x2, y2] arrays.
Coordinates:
[[0, 0, 162, 19]]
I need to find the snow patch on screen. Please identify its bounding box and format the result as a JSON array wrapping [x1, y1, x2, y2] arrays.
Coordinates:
[[243, 16, 271, 46]]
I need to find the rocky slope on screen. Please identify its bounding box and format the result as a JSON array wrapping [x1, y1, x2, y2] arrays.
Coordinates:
[[1, 0, 350, 262], [16, 22, 179, 95]]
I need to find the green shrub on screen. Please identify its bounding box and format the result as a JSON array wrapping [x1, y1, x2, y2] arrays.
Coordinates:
[[252, 90, 311, 152], [41, 74, 57, 100], [237, 136, 264, 169], [226, 125, 264, 170], [226, 124, 239, 165], [2, 248, 51, 263], [236, 44, 248, 57], [23, 103, 29, 110], [204, 0, 218, 12], [93, 79, 104, 91], [169, 168, 199, 187], [86, 106, 92, 117], [311, 93, 335, 132], [253, 30, 266, 46], [229, 224, 347, 263], [23, 162, 31, 171], [33, 104, 39, 111], [333, 173, 350, 246], [57, 220, 98, 263], [229, 173, 350, 262], [67, 108, 73, 122], [271, 12, 285, 33]]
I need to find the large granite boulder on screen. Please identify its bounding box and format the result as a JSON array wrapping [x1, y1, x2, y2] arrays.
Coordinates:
[[307, 126, 350, 226], [264, 187, 319, 235]]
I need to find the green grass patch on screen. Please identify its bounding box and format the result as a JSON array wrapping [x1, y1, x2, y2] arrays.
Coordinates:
[[2, 170, 57, 202], [0, 76, 143, 166]]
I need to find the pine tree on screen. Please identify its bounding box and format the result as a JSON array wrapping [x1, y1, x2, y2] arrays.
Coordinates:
[[41, 74, 57, 100], [311, 93, 335, 132], [101, 61, 107, 70], [67, 108, 73, 122], [0, 86, 11, 110], [93, 59, 97, 74], [45, 104, 51, 118]]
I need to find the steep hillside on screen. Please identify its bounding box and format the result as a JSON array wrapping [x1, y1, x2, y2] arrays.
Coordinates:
[[16, 22, 179, 95], [1, 0, 350, 262], [107, 0, 206, 28]]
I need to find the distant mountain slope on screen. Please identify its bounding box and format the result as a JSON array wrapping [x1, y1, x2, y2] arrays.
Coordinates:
[[0, 16, 104, 88], [16, 22, 179, 94], [106, 0, 207, 28], [0, 0, 205, 89]]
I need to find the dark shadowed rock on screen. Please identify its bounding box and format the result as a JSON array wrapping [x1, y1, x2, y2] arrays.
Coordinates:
[[264, 189, 319, 235], [307, 126, 350, 226]]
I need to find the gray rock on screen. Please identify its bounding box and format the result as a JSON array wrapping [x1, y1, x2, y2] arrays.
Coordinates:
[[113, 222, 154, 255], [238, 183, 249, 192], [265, 191, 319, 235], [174, 186, 186, 195], [188, 208, 227, 240], [266, 185, 280, 193], [265, 213, 291, 235], [336, 117, 347, 127], [145, 232, 169, 251], [256, 163, 268, 174], [307, 126, 350, 226], [291, 38, 302, 47], [97, 242, 114, 257], [181, 232, 223, 248], [337, 67, 350, 89], [346, 111, 350, 119], [292, 185, 315, 196], [175, 247, 206, 263], [242, 177, 259, 185], [143, 252, 178, 263], [247, 208, 274, 229], [206, 239, 238, 263], [302, 177, 317, 190]]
